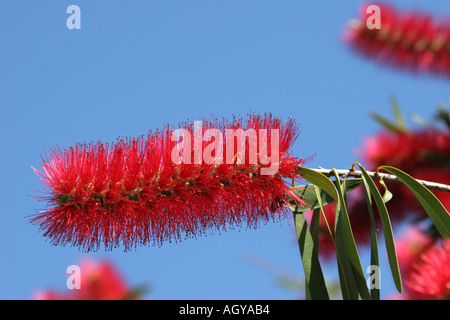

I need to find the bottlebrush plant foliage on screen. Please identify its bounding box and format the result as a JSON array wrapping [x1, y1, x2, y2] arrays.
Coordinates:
[[309, 101, 450, 261], [287, 103, 450, 300], [30, 110, 450, 300], [29, 3, 450, 301]]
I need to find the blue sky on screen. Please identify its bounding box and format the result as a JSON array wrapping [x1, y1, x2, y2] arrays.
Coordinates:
[[0, 0, 449, 300]]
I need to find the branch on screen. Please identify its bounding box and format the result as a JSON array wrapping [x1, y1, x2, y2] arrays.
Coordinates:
[[310, 167, 450, 193]]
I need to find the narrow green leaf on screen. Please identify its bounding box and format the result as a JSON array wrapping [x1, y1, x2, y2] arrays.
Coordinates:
[[359, 165, 402, 293], [313, 185, 335, 242], [362, 177, 380, 300], [435, 104, 450, 129], [410, 113, 437, 131], [332, 170, 371, 300], [309, 208, 321, 257], [287, 178, 363, 212], [370, 97, 407, 133], [294, 212, 330, 300], [370, 111, 402, 133], [296, 167, 339, 202], [331, 180, 355, 299], [310, 183, 359, 300], [333, 197, 359, 299], [306, 179, 359, 300], [422, 151, 450, 167], [311, 186, 347, 299], [311, 185, 356, 300], [390, 96, 408, 132], [379, 166, 450, 238]]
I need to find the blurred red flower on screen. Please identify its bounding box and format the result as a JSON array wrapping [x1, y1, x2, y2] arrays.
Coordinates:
[[403, 238, 450, 299], [394, 227, 433, 276], [33, 258, 140, 300], [361, 129, 450, 174], [360, 128, 450, 219], [344, 2, 450, 78]]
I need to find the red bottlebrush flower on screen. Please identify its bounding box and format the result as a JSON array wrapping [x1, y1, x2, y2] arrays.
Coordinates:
[[33, 258, 137, 300], [30, 114, 308, 251], [344, 2, 450, 78], [404, 239, 450, 299]]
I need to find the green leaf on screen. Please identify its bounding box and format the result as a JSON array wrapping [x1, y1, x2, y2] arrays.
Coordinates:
[[358, 165, 402, 293], [379, 178, 393, 203], [288, 178, 363, 213], [332, 170, 371, 300], [332, 184, 357, 299], [296, 167, 339, 202], [370, 96, 407, 133], [312, 185, 336, 249], [309, 208, 321, 257], [362, 178, 380, 300], [294, 212, 330, 300], [294, 170, 369, 299], [390, 96, 408, 132], [370, 112, 403, 133], [422, 151, 450, 167], [410, 112, 437, 131], [310, 185, 353, 300], [310, 183, 360, 300], [121, 284, 149, 300], [379, 166, 450, 238], [435, 104, 450, 129]]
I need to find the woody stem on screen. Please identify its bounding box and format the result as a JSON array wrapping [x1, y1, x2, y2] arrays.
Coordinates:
[[310, 167, 450, 193]]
